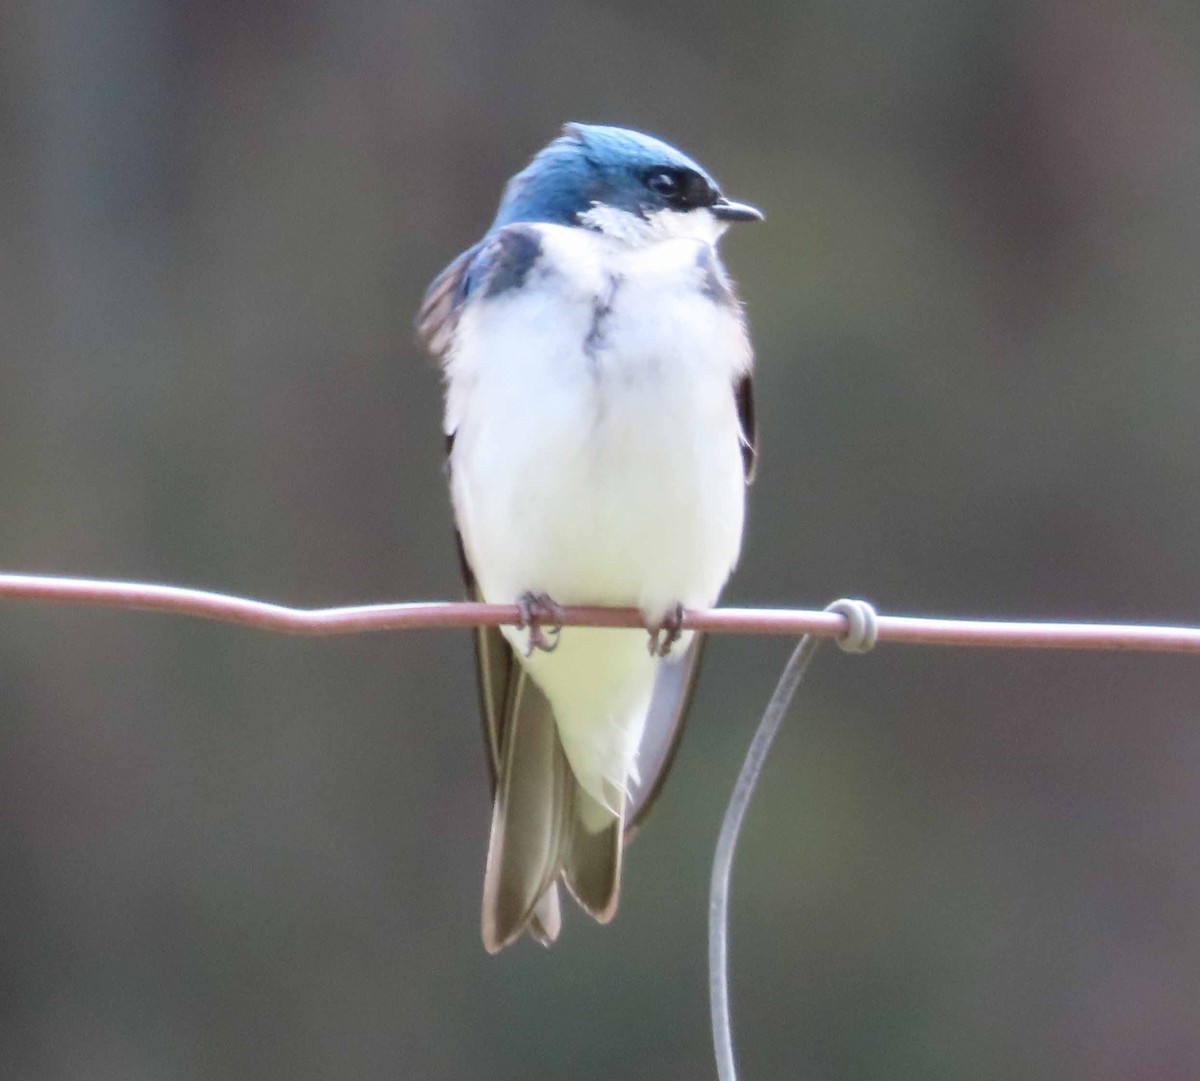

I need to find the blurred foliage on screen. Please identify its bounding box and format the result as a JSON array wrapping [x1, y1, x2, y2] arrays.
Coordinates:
[[2, 1, 1200, 1078]]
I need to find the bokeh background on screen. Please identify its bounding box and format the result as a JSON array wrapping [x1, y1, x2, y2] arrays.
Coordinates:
[[1, 2, 1199, 1078]]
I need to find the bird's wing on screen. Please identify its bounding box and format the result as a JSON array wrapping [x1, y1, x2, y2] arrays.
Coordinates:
[[451, 527, 512, 788], [424, 227, 552, 788], [736, 371, 757, 483], [691, 243, 757, 484], [414, 241, 482, 362], [416, 225, 544, 363], [625, 635, 707, 837]]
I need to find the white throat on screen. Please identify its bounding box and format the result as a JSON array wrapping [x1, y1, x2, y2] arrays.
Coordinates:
[[577, 203, 728, 248]]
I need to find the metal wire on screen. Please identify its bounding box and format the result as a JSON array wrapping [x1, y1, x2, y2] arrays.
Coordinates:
[[709, 600, 878, 1081], [2, 572, 1200, 651]]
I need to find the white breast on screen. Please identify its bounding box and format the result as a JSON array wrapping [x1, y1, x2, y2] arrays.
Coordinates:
[[447, 224, 749, 613], [444, 223, 751, 806]]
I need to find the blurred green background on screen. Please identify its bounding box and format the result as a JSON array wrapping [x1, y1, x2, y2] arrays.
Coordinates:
[[2, 2, 1200, 1078]]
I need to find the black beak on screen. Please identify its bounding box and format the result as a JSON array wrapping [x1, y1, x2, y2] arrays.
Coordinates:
[[711, 197, 764, 223]]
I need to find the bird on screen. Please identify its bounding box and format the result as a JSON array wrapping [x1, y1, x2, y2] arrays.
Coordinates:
[[416, 123, 761, 952]]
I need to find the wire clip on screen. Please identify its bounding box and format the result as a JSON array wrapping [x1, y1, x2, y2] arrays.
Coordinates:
[[825, 598, 878, 653]]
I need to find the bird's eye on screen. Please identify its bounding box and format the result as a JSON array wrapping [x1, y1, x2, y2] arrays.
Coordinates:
[[645, 170, 683, 197]]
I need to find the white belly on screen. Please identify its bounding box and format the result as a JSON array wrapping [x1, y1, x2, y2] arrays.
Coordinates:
[[445, 224, 751, 806]]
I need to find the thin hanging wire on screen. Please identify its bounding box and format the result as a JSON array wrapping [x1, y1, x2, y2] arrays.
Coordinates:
[[709, 600, 877, 1081]]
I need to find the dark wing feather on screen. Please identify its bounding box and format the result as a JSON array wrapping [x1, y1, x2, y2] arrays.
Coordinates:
[[694, 244, 757, 485], [453, 525, 513, 788], [416, 241, 483, 362], [736, 373, 757, 484], [416, 225, 544, 364], [624, 635, 707, 840]]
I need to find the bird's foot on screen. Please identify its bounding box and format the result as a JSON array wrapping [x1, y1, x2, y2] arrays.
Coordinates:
[[647, 603, 685, 658], [516, 591, 565, 656]]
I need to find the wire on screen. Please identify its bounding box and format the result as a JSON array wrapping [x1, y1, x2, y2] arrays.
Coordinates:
[[709, 600, 878, 1081], [1, 572, 1199, 652]]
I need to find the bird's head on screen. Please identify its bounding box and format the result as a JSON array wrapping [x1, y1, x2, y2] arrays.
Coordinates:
[[490, 123, 762, 246]]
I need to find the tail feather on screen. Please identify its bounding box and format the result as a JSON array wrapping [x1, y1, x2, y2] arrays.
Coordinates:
[[481, 667, 625, 950], [481, 671, 568, 953], [528, 884, 562, 946], [563, 784, 623, 923]]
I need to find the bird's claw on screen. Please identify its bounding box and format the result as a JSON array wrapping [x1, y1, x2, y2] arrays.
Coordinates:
[[647, 603, 685, 658], [517, 591, 565, 656]]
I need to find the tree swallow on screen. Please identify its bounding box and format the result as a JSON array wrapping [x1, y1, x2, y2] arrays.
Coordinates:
[[417, 123, 760, 952]]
